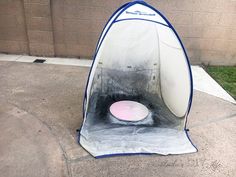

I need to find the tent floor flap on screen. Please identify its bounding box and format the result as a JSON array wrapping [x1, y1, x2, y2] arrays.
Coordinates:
[[79, 128, 197, 157]]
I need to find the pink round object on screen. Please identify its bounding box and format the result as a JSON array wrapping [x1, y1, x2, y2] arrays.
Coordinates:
[[109, 101, 149, 121]]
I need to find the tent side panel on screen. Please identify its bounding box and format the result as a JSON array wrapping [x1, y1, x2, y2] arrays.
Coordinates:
[[158, 25, 191, 117], [83, 3, 129, 116], [96, 7, 125, 52]]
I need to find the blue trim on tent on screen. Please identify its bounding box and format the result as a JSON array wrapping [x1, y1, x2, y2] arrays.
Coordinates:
[[82, 1, 142, 117], [80, 0, 195, 156], [82, 2, 130, 118], [81, 130, 198, 158], [78, 130, 197, 158], [114, 18, 169, 27], [96, 152, 153, 159], [83, 0, 193, 126], [78, 131, 154, 158], [137, 1, 194, 128], [79, 2, 131, 146], [185, 129, 198, 152]]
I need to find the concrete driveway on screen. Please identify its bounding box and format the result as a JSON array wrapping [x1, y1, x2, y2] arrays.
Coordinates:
[[0, 61, 235, 177]]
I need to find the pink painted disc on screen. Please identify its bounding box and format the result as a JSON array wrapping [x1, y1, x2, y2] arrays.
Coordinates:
[[109, 101, 149, 121]]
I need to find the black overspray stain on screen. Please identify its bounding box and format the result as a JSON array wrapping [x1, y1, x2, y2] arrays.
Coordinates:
[[86, 66, 184, 129], [88, 92, 182, 128]]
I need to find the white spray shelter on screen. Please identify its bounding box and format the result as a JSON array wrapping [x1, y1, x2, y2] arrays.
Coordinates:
[[79, 0, 197, 157]]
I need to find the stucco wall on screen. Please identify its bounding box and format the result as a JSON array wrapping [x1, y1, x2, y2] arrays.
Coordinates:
[[0, 0, 28, 54], [0, 0, 235, 65]]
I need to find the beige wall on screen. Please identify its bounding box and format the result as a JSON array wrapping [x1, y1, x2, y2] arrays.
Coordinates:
[[24, 0, 54, 56], [0, 0, 235, 65], [0, 0, 28, 54]]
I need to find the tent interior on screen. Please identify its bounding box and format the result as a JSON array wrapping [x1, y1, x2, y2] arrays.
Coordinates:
[[79, 1, 197, 157]]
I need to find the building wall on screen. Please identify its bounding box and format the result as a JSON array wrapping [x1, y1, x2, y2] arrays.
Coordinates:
[[0, 0, 235, 65], [24, 0, 54, 56], [0, 0, 28, 54]]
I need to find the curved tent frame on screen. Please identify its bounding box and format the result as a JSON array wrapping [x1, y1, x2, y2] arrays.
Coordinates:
[[79, 0, 197, 157]]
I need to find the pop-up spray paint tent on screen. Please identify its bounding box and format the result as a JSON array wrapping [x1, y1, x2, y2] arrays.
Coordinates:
[[79, 0, 197, 157]]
